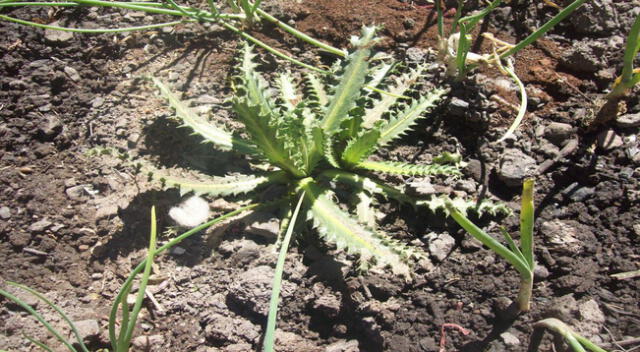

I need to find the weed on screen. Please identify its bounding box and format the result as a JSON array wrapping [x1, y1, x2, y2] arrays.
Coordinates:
[[148, 26, 509, 350], [445, 178, 535, 312]]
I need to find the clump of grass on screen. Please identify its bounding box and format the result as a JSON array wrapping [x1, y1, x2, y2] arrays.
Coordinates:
[[445, 178, 536, 312]]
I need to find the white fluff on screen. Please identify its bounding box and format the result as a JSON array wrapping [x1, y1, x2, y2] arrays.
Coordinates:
[[168, 196, 210, 227]]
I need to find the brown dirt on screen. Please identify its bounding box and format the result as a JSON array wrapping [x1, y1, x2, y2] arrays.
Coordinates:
[[1, 0, 639, 351]]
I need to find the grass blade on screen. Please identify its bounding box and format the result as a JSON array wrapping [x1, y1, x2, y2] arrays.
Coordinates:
[[263, 192, 305, 352], [0, 288, 77, 352], [23, 335, 54, 352], [496, 59, 527, 142], [117, 207, 158, 351]]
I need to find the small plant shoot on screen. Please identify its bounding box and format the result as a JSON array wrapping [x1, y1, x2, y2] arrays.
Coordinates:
[[445, 178, 536, 312]]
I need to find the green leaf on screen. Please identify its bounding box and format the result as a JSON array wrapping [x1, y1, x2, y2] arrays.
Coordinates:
[[519, 178, 535, 270], [377, 88, 447, 147], [304, 73, 329, 107], [233, 99, 304, 177], [150, 168, 287, 197], [320, 26, 376, 135], [341, 129, 381, 166], [151, 77, 256, 154], [299, 178, 411, 277], [319, 169, 414, 206], [277, 71, 300, 112], [263, 193, 305, 352], [356, 160, 461, 176], [362, 66, 423, 128]]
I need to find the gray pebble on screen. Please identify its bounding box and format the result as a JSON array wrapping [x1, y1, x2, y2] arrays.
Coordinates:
[[0, 206, 11, 219]]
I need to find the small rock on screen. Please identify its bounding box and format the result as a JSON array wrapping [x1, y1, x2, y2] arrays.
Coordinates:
[[91, 273, 103, 280], [616, 113, 640, 128], [132, 335, 165, 349], [534, 264, 550, 280], [540, 220, 582, 253], [498, 149, 537, 187], [578, 299, 606, 337], [66, 185, 87, 201], [9, 232, 31, 247], [0, 206, 11, 219], [597, 129, 623, 151], [426, 232, 455, 262], [449, 97, 469, 117], [325, 339, 359, 352], [500, 332, 520, 346], [246, 214, 280, 238], [544, 122, 574, 146], [633, 223, 640, 237], [95, 204, 118, 221], [39, 115, 63, 140], [228, 266, 297, 316], [72, 319, 100, 343], [408, 178, 436, 196], [28, 219, 52, 233], [172, 246, 186, 255], [224, 343, 253, 352], [313, 293, 341, 318], [91, 97, 105, 108], [63, 66, 81, 81], [44, 22, 74, 42]]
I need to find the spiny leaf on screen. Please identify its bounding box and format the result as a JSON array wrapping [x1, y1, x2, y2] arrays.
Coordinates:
[[233, 98, 304, 177], [304, 73, 329, 107], [377, 88, 447, 147], [235, 44, 276, 117], [356, 160, 461, 176], [148, 166, 287, 197], [353, 190, 377, 228], [299, 179, 411, 278], [151, 77, 256, 155], [320, 26, 377, 135], [341, 128, 381, 166], [417, 196, 512, 217], [274, 104, 323, 175], [362, 66, 423, 128], [277, 71, 300, 112]]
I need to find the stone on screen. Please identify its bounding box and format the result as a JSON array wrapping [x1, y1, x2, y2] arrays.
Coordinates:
[[498, 149, 537, 187], [597, 129, 623, 151], [408, 178, 436, 196], [245, 214, 280, 238], [63, 66, 81, 81], [427, 232, 456, 262], [44, 22, 74, 42], [500, 332, 520, 346], [171, 246, 186, 255], [405, 47, 427, 62], [39, 115, 63, 140], [449, 97, 469, 117], [0, 206, 11, 219], [72, 319, 100, 343], [228, 266, 297, 316], [534, 264, 550, 280], [91, 97, 105, 108], [28, 219, 52, 233], [95, 203, 118, 221], [66, 185, 87, 201], [540, 220, 582, 253], [325, 339, 359, 352], [132, 335, 165, 349], [313, 292, 341, 318], [616, 113, 640, 128], [544, 122, 574, 146], [578, 299, 606, 337]]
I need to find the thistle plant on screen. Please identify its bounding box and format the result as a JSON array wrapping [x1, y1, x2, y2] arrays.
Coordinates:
[[445, 178, 535, 312], [528, 318, 609, 352], [147, 26, 509, 350]]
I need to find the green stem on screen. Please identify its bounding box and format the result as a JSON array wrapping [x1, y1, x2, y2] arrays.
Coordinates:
[[218, 20, 328, 74], [620, 14, 640, 85], [499, 0, 589, 59], [255, 7, 345, 57], [0, 14, 189, 33], [263, 193, 305, 352]]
